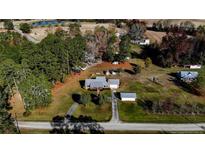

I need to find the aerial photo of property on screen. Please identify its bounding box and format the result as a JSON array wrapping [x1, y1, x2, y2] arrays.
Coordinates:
[[1, 19, 205, 134]]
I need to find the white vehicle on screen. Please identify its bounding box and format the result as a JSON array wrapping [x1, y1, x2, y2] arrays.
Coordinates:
[[112, 61, 119, 65], [80, 65, 88, 71]]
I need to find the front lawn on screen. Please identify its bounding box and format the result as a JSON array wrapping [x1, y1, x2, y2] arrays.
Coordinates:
[[73, 102, 112, 122], [118, 102, 205, 123], [73, 90, 112, 122]]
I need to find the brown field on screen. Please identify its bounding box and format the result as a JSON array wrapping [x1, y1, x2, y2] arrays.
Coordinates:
[[145, 30, 166, 43], [28, 22, 127, 42]]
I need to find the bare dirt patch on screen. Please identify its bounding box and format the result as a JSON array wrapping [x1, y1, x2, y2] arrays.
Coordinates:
[[145, 30, 166, 43]]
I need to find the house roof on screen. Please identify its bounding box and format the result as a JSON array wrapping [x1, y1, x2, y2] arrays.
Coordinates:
[[108, 79, 120, 85], [179, 71, 198, 79], [96, 76, 106, 81], [120, 92, 137, 99], [85, 77, 108, 88]]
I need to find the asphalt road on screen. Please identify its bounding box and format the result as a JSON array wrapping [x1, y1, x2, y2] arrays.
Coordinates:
[[17, 121, 205, 131]]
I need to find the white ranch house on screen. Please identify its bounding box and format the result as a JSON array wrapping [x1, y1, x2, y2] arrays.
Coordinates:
[[85, 76, 120, 90]]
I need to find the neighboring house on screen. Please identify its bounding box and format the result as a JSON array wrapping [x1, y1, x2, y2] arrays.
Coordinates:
[[85, 76, 120, 90], [184, 65, 202, 69], [131, 39, 150, 45], [139, 39, 150, 45], [178, 71, 199, 82], [108, 79, 120, 89], [120, 92, 137, 101]]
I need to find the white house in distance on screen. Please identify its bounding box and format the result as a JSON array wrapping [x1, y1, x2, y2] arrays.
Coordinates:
[[85, 76, 120, 90], [120, 92, 137, 102], [184, 64, 202, 69], [138, 39, 150, 45], [131, 39, 150, 46]]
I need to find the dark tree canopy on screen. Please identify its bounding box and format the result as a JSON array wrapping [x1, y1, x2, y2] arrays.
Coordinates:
[[20, 23, 31, 33], [3, 20, 14, 30]]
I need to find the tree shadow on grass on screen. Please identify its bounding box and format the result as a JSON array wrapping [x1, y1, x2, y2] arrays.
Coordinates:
[[130, 52, 142, 59], [124, 69, 135, 75], [114, 92, 121, 99], [79, 80, 85, 88], [130, 63, 138, 67], [167, 73, 200, 96], [50, 115, 104, 134], [72, 93, 81, 103], [90, 94, 100, 105]]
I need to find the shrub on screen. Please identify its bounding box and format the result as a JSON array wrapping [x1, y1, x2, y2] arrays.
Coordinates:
[[20, 23, 31, 33]]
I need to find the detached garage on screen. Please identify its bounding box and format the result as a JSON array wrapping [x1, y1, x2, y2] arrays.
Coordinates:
[[120, 92, 137, 102], [108, 79, 120, 89]]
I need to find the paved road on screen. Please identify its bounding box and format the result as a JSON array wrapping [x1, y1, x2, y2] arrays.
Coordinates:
[[110, 90, 120, 123], [14, 26, 40, 44], [67, 103, 79, 116], [17, 121, 205, 131]]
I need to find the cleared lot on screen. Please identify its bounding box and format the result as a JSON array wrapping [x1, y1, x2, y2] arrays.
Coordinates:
[[145, 30, 166, 43]]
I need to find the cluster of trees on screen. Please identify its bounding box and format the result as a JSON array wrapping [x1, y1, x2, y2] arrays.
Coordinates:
[[143, 30, 205, 67], [150, 20, 196, 35], [20, 23, 31, 33], [79, 93, 108, 105], [3, 20, 14, 30], [0, 25, 87, 113], [0, 23, 89, 132], [0, 86, 18, 133], [84, 25, 131, 63], [127, 19, 146, 40], [140, 98, 205, 115]]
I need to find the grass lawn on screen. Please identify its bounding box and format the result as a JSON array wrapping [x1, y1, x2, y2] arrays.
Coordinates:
[[20, 129, 50, 134], [118, 62, 205, 123], [130, 44, 143, 54], [73, 90, 112, 122], [105, 130, 161, 134], [118, 102, 205, 123], [73, 102, 112, 122]]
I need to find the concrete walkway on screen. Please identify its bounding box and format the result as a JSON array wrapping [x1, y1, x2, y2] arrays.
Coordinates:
[[110, 90, 120, 123], [67, 103, 79, 116], [17, 121, 205, 131]]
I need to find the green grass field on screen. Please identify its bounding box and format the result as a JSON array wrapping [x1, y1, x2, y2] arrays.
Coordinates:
[[118, 62, 205, 123], [73, 90, 112, 122], [118, 102, 205, 123], [20, 129, 50, 134]]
